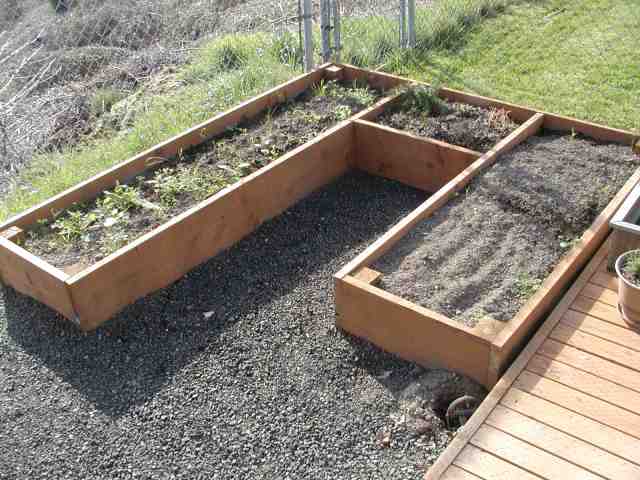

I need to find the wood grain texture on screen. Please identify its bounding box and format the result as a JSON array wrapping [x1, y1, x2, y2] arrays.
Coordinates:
[[68, 122, 354, 330], [353, 120, 481, 192], [470, 424, 602, 480], [514, 370, 640, 440], [561, 309, 640, 352], [589, 271, 617, 291], [581, 283, 618, 306], [538, 338, 640, 393], [487, 404, 640, 479], [352, 267, 382, 285], [571, 295, 627, 329], [440, 466, 483, 480], [502, 388, 640, 466], [0, 238, 75, 321], [550, 322, 640, 372], [453, 445, 541, 480], [335, 275, 491, 386], [526, 354, 640, 414]]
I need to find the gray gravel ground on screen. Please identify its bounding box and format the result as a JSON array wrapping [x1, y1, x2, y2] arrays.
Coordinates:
[[0, 172, 483, 480], [375, 133, 640, 330]]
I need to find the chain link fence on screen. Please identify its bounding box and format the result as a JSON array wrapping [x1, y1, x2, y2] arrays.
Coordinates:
[[0, 0, 421, 194]]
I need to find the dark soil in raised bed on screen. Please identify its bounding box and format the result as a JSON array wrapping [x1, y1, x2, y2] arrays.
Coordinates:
[[1, 172, 486, 480], [374, 132, 640, 330], [377, 101, 519, 152], [23, 81, 381, 272]]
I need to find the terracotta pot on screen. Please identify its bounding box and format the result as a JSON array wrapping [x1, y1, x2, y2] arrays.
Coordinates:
[[615, 250, 640, 329]]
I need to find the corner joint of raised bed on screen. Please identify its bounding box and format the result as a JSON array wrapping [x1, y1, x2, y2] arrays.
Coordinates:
[[0, 226, 25, 244], [324, 65, 344, 82]]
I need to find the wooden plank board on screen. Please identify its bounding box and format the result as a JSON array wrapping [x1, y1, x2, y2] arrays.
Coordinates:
[[561, 310, 640, 352], [340, 63, 409, 91], [543, 112, 638, 144], [589, 271, 618, 291], [526, 354, 640, 415], [67, 123, 354, 330], [352, 267, 382, 285], [353, 67, 638, 144], [488, 405, 640, 479], [470, 424, 603, 480], [0, 238, 76, 321], [489, 165, 640, 384], [438, 88, 537, 124], [550, 322, 640, 372], [0, 67, 327, 231], [336, 112, 545, 280], [424, 239, 610, 480], [453, 445, 541, 480], [335, 275, 491, 386], [570, 295, 628, 329], [353, 120, 481, 192], [538, 338, 640, 393], [514, 370, 640, 440], [502, 388, 640, 466], [581, 283, 618, 306], [441, 466, 484, 480]]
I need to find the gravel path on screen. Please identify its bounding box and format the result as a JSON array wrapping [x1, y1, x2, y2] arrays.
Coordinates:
[[0, 172, 483, 479]]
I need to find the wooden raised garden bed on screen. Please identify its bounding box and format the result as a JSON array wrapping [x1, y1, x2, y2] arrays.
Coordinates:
[[0, 64, 478, 331], [333, 68, 640, 389], [1, 64, 638, 395]]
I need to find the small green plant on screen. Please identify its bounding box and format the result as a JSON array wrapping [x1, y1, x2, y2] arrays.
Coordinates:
[[312, 80, 329, 98], [52, 209, 97, 244], [99, 184, 143, 213], [334, 105, 352, 122], [344, 84, 377, 107], [622, 251, 640, 285], [514, 273, 542, 300], [147, 165, 226, 208], [399, 84, 447, 115]]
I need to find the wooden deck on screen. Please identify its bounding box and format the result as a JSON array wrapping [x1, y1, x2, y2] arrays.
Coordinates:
[[426, 240, 640, 480]]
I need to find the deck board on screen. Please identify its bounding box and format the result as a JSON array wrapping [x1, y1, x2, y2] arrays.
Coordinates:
[[426, 241, 640, 479]]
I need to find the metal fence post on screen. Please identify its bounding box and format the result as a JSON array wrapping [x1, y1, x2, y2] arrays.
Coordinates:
[[399, 0, 407, 48], [332, 0, 341, 63], [408, 0, 416, 48], [302, 0, 314, 71], [320, 0, 331, 63]]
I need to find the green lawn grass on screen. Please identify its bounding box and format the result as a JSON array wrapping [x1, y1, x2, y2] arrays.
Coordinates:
[[2, 0, 638, 221], [397, 0, 640, 132]]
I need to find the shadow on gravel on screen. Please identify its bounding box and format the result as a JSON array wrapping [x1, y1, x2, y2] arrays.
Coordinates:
[[4, 171, 426, 417]]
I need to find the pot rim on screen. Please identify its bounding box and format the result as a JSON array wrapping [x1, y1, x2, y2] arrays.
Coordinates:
[[616, 249, 640, 291]]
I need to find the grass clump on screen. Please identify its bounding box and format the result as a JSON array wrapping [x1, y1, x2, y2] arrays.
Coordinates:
[[398, 84, 448, 115], [0, 32, 296, 222]]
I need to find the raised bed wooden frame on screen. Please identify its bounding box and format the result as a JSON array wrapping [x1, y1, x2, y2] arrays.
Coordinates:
[[0, 64, 638, 391], [333, 67, 640, 389], [0, 64, 478, 331]]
